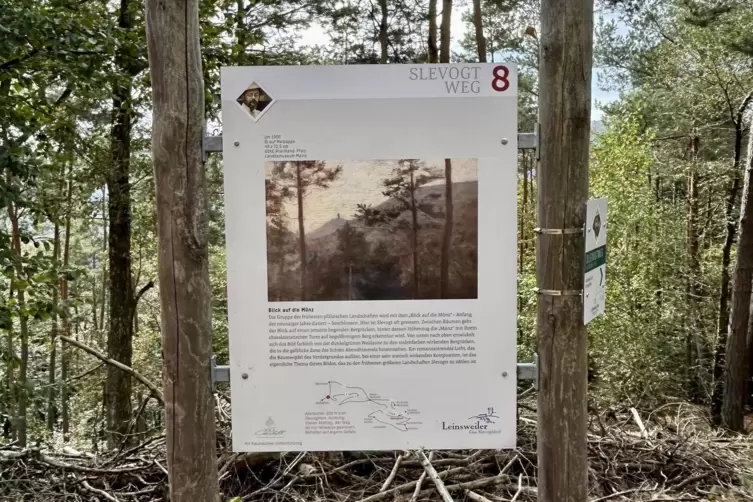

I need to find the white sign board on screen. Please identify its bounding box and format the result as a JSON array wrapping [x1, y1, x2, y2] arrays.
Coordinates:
[[221, 64, 518, 452], [584, 198, 607, 324]]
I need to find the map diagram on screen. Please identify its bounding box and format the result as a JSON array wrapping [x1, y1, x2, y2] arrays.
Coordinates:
[[317, 380, 419, 431]]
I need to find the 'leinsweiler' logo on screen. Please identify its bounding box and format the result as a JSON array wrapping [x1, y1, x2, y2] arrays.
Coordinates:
[[255, 416, 286, 437], [442, 407, 501, 432]]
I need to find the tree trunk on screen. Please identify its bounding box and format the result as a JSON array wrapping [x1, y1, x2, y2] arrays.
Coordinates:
[[99, 188, 107, 333], [472, 0, 486, 62], [721, 121, 753, 432], [428, 0, 438, 63], [7, 184, 28, 447], [47, 210, 61, 433], [61, 177, 73, 441], [410, 168, 419, 299], [296, 163, 308, 301], [439, 0, 452, 64], [105, 0, 138, 450], [712, 93, 751, 424], [145, 0, 221, 497], [378, 0, 388, 63], [537, 0, 592, 500], [4, 279, 12, 441], [686, 134, 706, 403]]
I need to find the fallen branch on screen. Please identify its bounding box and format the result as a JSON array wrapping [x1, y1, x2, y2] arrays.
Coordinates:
[[379, 453, 403, 492], [410, 451, 434, 502], [81, 479, 121, 502], [510, 474, 523, 502], [465, 490, 494, 502], [418, 449, 454, 502], [358, 462, 476, 502], [60, 335, 164, 405], [630, 407, 648, 439], [591, 487, 651, 502]]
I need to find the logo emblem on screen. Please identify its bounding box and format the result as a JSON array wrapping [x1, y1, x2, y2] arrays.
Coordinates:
[[468, 407, 499, 424], [592, 210, 602, 240]]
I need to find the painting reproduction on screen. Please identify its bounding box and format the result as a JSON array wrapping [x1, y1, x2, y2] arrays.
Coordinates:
[[265, 159, 478, 302]]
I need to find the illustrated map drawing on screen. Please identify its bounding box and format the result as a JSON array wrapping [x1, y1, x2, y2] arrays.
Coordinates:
[[317, 380, 418, 431]]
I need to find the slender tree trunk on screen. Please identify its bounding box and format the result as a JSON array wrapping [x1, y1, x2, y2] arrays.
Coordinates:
[[713, 92, 753, 420], [7, 185, 28, 447], [410, 168, 419, 299], [722, 122, 753, 431], [439, 0, 452, 64], [145, 0, 221, 495], [4, 279, 12, 441], [537, 0, 593, 500], [686, 134, 705, 403], [296, 163, 308, 301], [92, 263, 99, 329], [378, 0, 388, 63], [712, 95, 751, 423], [47, 211, 61, 433], [106, 0, 138, 450], [428, 0, 438, 63], [748, 296, 753, 408], [99, 189, 107, 332], [472, 0, 486, 62], [61, 177, 73, 441]]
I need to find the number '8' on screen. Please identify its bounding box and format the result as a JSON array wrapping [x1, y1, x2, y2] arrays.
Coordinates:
[[492, 65, 510, 92]]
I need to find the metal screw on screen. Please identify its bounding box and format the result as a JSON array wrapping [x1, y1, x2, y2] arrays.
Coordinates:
[[234, 141, 240, 147], [500, 138, 509, 145], [502, 371, 508, 377], [241, 373, 248, 379]]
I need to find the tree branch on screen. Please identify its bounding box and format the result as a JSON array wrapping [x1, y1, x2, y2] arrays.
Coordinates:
[[59, 335, 164, 405], [135, 280, 155, 306]]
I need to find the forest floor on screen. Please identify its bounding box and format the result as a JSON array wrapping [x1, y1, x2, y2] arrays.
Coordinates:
[[1, 394, 752, 501]]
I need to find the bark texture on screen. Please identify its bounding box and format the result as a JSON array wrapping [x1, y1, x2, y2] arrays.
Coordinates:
[[472, 0, 486, 62], [537, 0, 593, 500], [47, 180, 63, 432], [428, 0, 438, 63], [7, 192, 28, 447], [106, 0, 137, 449], [721, 119, 753, 432], [712, 91, 752, 424], [145, 0, 220, 498], [61, 178, 73, 441], [378, 0, 388, 63], [439, 0, 452, 64], [686, 134, 708, 403]]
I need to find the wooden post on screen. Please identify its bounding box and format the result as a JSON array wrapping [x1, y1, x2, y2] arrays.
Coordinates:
[[536, 0, 593, 500], [144, 0, 220, 500]]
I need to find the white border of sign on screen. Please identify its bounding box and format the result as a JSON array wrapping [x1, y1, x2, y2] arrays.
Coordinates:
[[221, 64, 519, 452]]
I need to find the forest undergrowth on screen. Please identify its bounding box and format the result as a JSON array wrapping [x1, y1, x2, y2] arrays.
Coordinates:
[[2, 391, 752, 502]]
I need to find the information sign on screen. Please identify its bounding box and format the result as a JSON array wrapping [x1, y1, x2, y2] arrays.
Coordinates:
[[584, 198, 608, 324], [221, 63, 519, 452]]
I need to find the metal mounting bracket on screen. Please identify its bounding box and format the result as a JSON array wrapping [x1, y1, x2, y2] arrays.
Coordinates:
[[203, 132, 223, 162], [516, 354, 538, 390], [211, 355, 230, 390], [517, 124, 540, 158]]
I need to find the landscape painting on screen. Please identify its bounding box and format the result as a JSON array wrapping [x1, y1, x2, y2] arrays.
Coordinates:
[[265, 159, 479, 302]]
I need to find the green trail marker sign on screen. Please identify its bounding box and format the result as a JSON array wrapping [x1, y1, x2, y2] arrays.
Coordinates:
[[584, 198, 607, 325]]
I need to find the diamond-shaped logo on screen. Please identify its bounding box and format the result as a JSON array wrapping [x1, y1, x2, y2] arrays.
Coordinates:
[[592, 210, 602, 240], [236, 82, 275, 122]]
